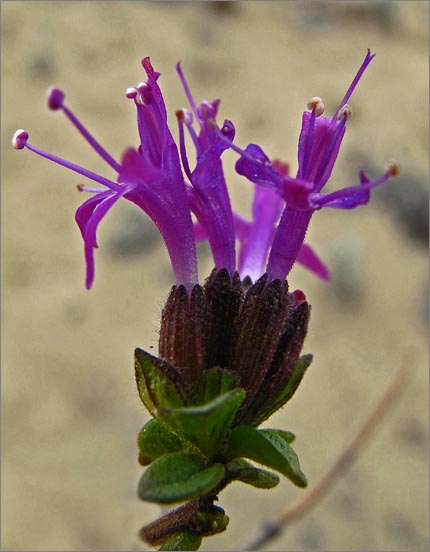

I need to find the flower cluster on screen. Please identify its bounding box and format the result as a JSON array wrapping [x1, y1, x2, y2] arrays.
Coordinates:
[[13, 50, 396, 291], [13, 49, 397, 550]]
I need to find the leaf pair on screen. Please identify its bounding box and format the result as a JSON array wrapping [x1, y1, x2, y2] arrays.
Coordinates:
[[226, 426, 307, 488], [136, 347, 246, 458]]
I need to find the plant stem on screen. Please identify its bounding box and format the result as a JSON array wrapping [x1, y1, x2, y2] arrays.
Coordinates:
[[241, 354, 415, 551]]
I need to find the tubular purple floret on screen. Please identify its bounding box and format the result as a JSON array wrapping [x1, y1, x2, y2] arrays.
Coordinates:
[[306, 49, 375, 187], [47, 87, 65, 110], [12, 129, 29, 150]]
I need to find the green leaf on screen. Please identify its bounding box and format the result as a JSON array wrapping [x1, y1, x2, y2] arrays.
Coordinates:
[[226, 426, 307, 487], [202, 367, 235, 403], [135, 348, 186, 416], [253, 355, 312, 425], [158, 388, 246, 457], [259, 428, 295, 444], [138, 452, 226, 503], [227, 458, 280, 489], [137, 419, 187, 465], [160, 530, 202, 551]]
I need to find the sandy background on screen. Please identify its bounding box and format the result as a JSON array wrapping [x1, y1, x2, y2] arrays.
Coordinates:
[[2, 1, 429, 551]]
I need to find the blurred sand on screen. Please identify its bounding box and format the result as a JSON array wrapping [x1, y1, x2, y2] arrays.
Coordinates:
[[2, 2, 429, 550]]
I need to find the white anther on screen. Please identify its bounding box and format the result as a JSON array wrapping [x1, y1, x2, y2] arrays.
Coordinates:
[[338, 103, 353, 119], [137, 82, 151, 92], [135, 92, 145, 106], [12, 129, 29, 150], [307, 96, 325, 117], [125, 87, 137, 99]]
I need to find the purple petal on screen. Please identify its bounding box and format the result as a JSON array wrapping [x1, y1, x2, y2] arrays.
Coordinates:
[[309, 167, 394, 210], [235, 144, 283, 191], [79, 186, 131, 289], [75, 190, 113, 245], [334, 49, 376, 118], [136, 58, 184, 182], [297, 112, 346, 189], [296, 243, 330, 280], [119, 148, 198, 287], [189, 124, 236, 273], [233, 213, 250, 241], [239, 185, 284, 281], [193, 222, 207, 241], [266, 206, 314, 282], [281, 177, 314, 209]]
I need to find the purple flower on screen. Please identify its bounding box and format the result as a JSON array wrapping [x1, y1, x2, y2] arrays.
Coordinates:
[[12, 50, 397, 289], [13, 57, 198, 289], [229, 49, 398, 281], [175, 62, 236, 274]]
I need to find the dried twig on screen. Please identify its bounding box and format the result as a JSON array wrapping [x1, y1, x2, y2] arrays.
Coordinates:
[[241, 355, 415, 551]]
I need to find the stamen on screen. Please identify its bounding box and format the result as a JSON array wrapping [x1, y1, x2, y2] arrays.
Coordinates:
[[15, 133, 122, 191], [176, 62, 199, 119], [386, 159, 400, 176], [125, 87, 138, 99], [46, 86, 121, 172], [46, 87, 65, 110], [310, 165, 396, 209], [338, 103, 353, 120], [77, 184, 103, 193], [299, 108, 316, 180], [181, 112, 200, 154], [175, 108, 193, 126], [135, 94, 145, 106], [176, 111, 193, 182], [307, 96, 325, 117], [12, 129, 29, 149], [136, 82, 153, 105], [197, 100, 215, 121]]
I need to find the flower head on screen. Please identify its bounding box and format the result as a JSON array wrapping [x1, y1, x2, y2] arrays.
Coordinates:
[[12, 49, 396, 289], [14, 57, 199, 289], [13, 51, 399, 548]]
